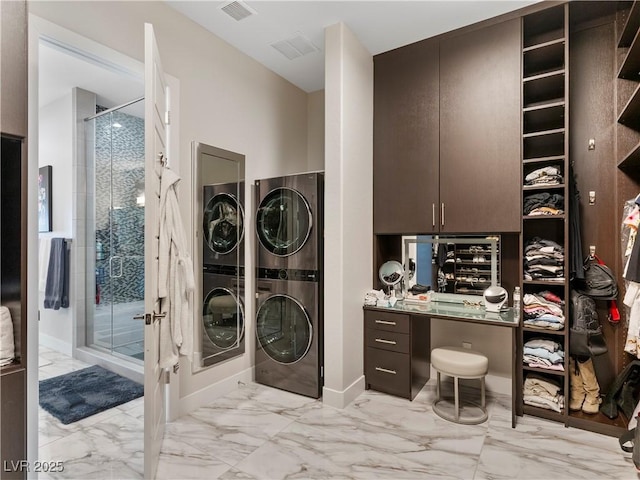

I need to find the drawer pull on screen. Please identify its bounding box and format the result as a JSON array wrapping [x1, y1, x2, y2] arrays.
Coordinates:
[[375, 320, 396, 326], [375, 367, 397, 375], [375, 338, 397, 345]]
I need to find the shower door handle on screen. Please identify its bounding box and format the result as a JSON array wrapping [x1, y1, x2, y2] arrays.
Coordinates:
[[109, 255, 123, 278]]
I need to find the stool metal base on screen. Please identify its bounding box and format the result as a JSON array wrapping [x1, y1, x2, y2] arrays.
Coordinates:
[[433, 371, 488, 425]]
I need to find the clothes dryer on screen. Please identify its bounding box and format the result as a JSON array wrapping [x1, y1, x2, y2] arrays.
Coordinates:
[[255, 275, 322, 398], [203, 181, 245, 268], [200, 266, 245, 367], [255, 172, 323, 272]]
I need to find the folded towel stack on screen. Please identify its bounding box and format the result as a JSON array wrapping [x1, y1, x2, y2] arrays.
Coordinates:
[[0, 306, 15, 366]]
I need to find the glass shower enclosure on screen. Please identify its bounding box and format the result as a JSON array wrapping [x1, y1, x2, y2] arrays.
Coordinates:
[[85, 98, 145, 362]]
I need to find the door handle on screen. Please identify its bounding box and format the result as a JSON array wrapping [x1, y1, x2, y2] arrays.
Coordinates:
[[441, 203, 445, 227], [133, 312, 166, 325], [109, 255, 123, 278], [432, 203, 436, 228]]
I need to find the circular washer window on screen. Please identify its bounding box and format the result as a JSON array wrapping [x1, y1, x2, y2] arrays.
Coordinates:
[[256, 187, 312, 257], [203, 192, 244, 255], [256, 294, 312, 364], [202, 287, 245, 350]]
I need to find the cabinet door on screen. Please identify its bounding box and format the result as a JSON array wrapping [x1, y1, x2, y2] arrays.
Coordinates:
[[439, 19, 521, 233], [373, 40, 439, 234]]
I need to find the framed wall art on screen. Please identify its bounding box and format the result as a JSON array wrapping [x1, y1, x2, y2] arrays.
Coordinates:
[[38, 165, 52, 232]]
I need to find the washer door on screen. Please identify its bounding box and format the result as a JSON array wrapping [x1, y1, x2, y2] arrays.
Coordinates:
[[256, 294, 312, 364], [203, 192, 244, 255], [202, 287, 244, 350], [256, 187, 312, 257]]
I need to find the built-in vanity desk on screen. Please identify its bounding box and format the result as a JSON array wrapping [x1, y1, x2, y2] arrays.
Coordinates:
[[363, 302, 519, 427]]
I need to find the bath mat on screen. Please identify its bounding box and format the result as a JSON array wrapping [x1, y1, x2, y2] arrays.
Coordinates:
[[39, 365, 143, 424]]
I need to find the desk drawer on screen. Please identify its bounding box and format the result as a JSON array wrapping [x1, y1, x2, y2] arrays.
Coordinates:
[[364, 310, 409, 334], [365, 328, 409, 354], [365, 347, 410, 398]]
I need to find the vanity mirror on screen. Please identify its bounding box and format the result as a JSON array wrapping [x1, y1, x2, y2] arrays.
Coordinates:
[[192, 142, 246, 371], [402, 235, 501, 298], [379, 260, 404, 295]]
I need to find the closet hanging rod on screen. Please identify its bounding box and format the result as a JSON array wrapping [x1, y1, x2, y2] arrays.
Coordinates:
[[84, 96, 145, 121]]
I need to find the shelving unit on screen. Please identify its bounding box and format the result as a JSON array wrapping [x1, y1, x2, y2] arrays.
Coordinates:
[[453, 242, 500, 296], [618, 1, 640, 171], [519, 4, 570, 426]]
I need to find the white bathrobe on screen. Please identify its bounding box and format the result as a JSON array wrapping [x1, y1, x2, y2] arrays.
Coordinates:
[[157, 166, 195, 369]]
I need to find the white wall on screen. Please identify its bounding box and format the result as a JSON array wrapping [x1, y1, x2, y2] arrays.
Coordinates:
[[38, 92, 73, 354], [323, 23, 373, 408], [28, 0, 312, 418]]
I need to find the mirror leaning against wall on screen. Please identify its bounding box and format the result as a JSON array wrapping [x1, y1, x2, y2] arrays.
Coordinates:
[[192, 142, 246, 372]]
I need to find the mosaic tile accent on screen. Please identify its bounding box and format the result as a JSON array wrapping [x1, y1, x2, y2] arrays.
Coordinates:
[[93, 108, 144, 304]]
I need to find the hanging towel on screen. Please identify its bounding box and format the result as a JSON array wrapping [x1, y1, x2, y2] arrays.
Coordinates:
[[38, 237, 52, 291], [157, 166, 195, 369], [44, 238, 70, 310]]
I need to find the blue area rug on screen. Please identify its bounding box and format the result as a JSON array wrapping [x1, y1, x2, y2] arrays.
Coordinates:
[[39, 365, 143, 424]]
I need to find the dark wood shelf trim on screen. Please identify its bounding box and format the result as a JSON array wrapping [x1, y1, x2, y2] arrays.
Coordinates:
[[618, 26, 640, 81], [523, 279, 567, 286], [619, 1, 640, 48], [522, 155, 565, 164], [523, 68, 565, 83], [0, 363, 25, 377], [523, 326, 566, 335], [618, 139, 640, 169], [568, 414, 627, 438], [522, 184, 565, 191], [523, 365, 566, 376], [523, 37, 565, 53], [523, 127, 565, 139], [523, 100, 565, 113], [522, 214, 565, 220], [617, 81, 640, 131], [522, 404, 566, 423]]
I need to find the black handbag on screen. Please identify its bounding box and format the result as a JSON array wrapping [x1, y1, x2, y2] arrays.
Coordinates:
[[575, 255, 618, 300]]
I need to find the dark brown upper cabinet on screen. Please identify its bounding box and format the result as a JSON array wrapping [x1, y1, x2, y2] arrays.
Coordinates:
[[439, 18, 522, 233], [373, 18, 521, 235], [373, 40, 439, 234]]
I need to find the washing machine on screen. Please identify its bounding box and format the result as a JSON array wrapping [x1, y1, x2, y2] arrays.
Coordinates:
[[255, 275, 322, 398], [255, 172, 323, 272], [201, 266, 245, 367], [203, 181, 245, 269]]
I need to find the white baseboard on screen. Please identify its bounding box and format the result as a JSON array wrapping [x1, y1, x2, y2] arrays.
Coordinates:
[[322, 375, 366, 409], [171, 366, 254, 420], [39, 333, 72, 356]]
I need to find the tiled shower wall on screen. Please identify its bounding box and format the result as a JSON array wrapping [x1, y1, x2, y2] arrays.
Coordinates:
[[93, 107, 144, 304]]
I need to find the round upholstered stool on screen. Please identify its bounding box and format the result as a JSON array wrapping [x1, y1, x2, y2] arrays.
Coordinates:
[[431, 346, 488, 425]]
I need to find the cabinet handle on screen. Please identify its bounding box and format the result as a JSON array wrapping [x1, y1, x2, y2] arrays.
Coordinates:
[[375, 367, 397, 375], [441, 203, 445, 227], [375, 338, 397, 345], [432, 203, 436, 228], [375, 320, 396, 326]]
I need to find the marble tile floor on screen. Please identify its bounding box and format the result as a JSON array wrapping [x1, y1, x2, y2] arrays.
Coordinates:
[[37, 347, 637, 479]]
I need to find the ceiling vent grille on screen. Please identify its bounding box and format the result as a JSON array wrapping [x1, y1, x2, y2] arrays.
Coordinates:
[[271, 33, 319, 60], [219, 1, 256, 22]]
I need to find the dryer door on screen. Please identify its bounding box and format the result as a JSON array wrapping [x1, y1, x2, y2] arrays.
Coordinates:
[[256, 294, 312, 364], [203, 192, 244, 255], [203, 286, 245, 350], [256, 187, 312, 257]]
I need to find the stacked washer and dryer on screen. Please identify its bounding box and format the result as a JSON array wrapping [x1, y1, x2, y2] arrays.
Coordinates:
[[254, 172, 324, 398], [201, 181, 246, 367]]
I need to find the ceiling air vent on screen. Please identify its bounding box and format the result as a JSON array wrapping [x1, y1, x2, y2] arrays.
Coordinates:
[[219, 1, 256, 22], [271, 33, 319, 61]]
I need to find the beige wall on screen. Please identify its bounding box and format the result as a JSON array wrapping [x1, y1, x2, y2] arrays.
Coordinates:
[[323, 23, 373, 408], [28, 0, 313, 417], [307, 90, 325, 172]]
